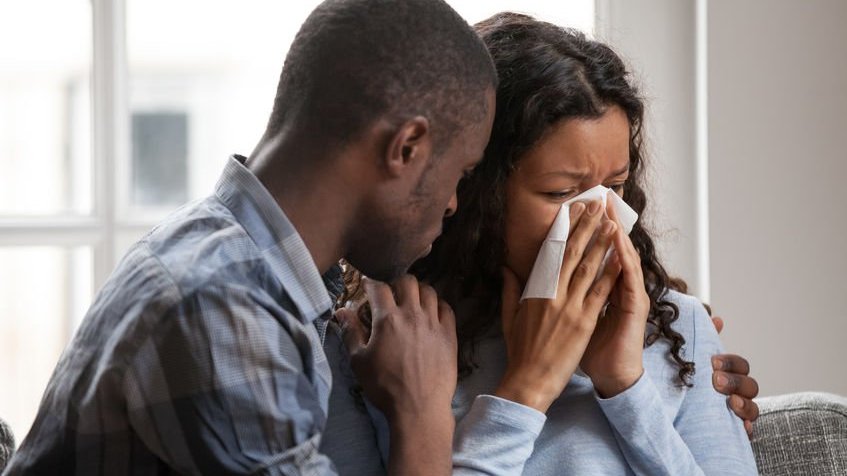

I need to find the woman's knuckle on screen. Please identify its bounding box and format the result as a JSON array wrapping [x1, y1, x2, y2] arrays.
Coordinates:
[[575, 262, 592, 278], [574, 317, 595, 334], [565, 243, 583, 260]]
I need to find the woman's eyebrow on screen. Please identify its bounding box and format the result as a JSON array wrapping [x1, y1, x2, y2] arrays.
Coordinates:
[[610, 163, 630, 177], [538, 163, 630, 179], [538, 169, 586, 179]]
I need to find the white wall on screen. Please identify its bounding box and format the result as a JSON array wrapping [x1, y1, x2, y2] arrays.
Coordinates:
[[597, 0, 704, 296], [709, 0, 847, 396], [601, 0, 847, 397]]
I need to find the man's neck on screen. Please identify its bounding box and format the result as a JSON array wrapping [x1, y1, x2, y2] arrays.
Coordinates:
[[247, 136, 358, 275]]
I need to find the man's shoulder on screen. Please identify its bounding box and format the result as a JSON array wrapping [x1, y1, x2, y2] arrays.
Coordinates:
[[140, 196, 277, 296], [87, 196, 285, 337]]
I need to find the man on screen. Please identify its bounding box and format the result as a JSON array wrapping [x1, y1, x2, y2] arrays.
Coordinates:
[[6, 0, 495, 474]]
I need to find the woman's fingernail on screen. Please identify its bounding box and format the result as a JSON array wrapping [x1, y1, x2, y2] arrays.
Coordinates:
[[602, 221, 616, 235], [712, 356, 725, 370], [715, 372, 728, 387]]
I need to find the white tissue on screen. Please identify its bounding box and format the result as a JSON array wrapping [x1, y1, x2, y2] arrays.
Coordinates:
[[520, 185, 638, 300]]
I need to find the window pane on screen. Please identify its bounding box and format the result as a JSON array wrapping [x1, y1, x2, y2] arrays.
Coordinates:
[[131, 112, 189, 206], [125, 1, 593, 220], [0, 1, 92, 216], [126, 0, 309, 218], [0, 246, 93, 446]]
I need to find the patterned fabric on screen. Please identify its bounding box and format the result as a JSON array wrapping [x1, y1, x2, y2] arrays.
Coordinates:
[[0, 417, 13, 471], [3, 156, 341, 475], [752, 392, 847, 476]]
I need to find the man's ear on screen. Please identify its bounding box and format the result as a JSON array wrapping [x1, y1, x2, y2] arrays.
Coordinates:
[[384, 116, 432, 178]]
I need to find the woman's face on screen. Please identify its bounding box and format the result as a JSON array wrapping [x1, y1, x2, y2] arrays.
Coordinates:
[[503, 105, 632, 285]]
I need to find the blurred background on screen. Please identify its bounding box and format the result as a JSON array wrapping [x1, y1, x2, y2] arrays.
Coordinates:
[[0, 0, 844, 445]]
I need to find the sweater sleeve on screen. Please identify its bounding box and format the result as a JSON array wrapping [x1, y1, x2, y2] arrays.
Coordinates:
[[365, 394, 546, 475], [452, 395, 546, 475], [595, 297, 759, 475]]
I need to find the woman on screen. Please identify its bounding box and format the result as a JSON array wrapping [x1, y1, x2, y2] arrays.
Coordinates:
[[329, 12, 758, 475]]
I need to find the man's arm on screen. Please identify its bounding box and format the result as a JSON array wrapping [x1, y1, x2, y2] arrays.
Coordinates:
[[709, 315, 761, 437], [125, 287, 338, 475]]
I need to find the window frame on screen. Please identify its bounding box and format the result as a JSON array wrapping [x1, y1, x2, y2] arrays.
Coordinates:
[[0, 0, 612, 320]]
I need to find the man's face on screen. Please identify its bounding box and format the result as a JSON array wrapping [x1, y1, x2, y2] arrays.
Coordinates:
[[354, 88, 496, 282]]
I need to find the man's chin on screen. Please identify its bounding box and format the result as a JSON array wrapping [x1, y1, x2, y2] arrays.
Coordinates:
[[363, 263, 411, 284], [352, 245, 432, 283], [416, 244, 433, 260]]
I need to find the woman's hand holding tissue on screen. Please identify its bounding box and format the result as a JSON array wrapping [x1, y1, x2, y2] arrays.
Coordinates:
[[580, 202, 651, 398], [495, 200, 623, 413]]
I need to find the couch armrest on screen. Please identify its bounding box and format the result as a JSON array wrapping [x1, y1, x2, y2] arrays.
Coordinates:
[[752, 392, 847, 475], [0, 416, 14, 471]]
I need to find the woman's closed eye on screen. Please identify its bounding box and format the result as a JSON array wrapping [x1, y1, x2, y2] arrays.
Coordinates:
[[545, 183, 624, 201], [609, 183, 625, 195], [544, 190, 578, 201]]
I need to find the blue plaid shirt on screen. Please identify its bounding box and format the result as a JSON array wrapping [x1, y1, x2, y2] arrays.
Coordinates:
[[5, 156, 343, 475]]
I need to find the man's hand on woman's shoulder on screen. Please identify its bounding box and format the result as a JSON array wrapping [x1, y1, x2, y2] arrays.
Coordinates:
[[710, 314, 760, 438]]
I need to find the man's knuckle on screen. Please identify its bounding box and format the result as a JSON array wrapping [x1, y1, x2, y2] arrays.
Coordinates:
[[420, 287, 434, 301], [740, 357, 751, 374], [725, 373, 740, 389]]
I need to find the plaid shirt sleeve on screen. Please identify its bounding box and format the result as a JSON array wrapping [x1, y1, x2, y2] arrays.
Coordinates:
[[4, 156, 341, 475], [123, 285, 338, 476]]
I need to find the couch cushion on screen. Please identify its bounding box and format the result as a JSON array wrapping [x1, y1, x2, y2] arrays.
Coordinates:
[[0, 417, 13, 471], [752, 392, 847, 475]]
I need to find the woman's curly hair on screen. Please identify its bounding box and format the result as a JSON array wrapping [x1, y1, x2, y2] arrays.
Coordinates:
[[341, 12, 695, 386]]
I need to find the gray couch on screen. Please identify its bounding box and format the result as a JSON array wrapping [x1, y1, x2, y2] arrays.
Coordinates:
[[1, 392, 846, 473], [0, 416, 13, 472], [751, 392, 847, 475]]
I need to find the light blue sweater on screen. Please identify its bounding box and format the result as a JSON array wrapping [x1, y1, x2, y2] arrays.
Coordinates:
[[319, 290, 759, 475]]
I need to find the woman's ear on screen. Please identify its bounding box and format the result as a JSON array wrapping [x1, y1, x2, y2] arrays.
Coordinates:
[[384, 116, 432, 178]]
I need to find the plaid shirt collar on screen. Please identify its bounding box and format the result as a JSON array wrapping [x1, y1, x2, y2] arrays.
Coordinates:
[[215, 155, 333, 323]]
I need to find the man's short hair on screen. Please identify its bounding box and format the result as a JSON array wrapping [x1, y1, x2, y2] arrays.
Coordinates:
[[266, 0, 497, 154]]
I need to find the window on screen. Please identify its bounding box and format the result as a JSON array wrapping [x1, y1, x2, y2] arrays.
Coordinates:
[[0, 0, 93, 446], [0, 0, 594, 446], [131, 112, 189, 206]]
